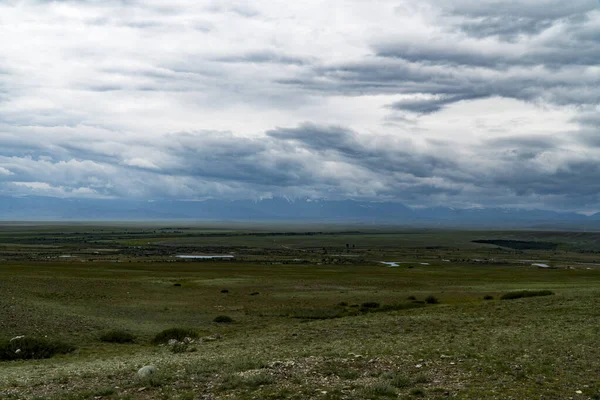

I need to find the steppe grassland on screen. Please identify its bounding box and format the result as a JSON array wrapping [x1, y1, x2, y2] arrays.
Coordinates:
[[0, 225, 599, 399]]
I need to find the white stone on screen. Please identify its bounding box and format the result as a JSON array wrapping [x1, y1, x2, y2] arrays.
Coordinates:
[[137, 366, 157, 379]]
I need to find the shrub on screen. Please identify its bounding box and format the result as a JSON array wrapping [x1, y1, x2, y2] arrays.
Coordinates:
[[221, 289, 229, 293], [361, 302, 380, 309], [244, 372, 275, 388], [377, 303, 426, 312], [500, 290, 554, 300], [171, 342, 191, 353], [338, 301, 349, 307], [425, 295, 440, 304], [483, 295, 494, 300], [362, 382, 397, 397], [214, 315, 233, 323], [220, 372, 275, 390], [0, 337, 76, 361], [407, 296, 417, 301], [250, 292, 260, 296], [100, 330, 136, 344], [151, 328, 199, 345], [286, 307, 344, 320], [385, 372, 412, 388]]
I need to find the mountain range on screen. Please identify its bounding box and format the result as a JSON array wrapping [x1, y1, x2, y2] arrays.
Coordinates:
[[1, 195, 599, 228]]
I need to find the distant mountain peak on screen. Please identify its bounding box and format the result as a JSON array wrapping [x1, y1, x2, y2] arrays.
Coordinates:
[[0, 195, 592, 228]]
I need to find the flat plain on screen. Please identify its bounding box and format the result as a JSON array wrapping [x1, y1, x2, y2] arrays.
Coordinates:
[[1, 223, 599, 399]]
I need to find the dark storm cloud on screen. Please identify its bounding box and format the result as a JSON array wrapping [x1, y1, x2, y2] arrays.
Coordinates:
[[282, 58, 599, 115], [439, 0, 598, 20], [161, 132, 312, 187], [488, 159, 600, 199], [2, 0, 600, 211], [375, 37, 600, 68], [2, 119, 600, 210], [213, 51, 309, 65], [274, 2, 600, 114], [388, 94, 487, 114], [267, 123, 457, 179], [458, 17, 556, 40], [486, 135, 560, 150]]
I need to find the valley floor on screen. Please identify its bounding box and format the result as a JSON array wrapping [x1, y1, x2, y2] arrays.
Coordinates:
[[1, 225, 599, 399]]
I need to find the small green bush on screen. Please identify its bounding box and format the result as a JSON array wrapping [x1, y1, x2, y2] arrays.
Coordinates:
[[500, 290, 554, 300], [0, 337, 75, 361], [286, 307, 344, 320], [244, 372, 275, 388], [407, 296, 417, 301], [377, 303, 426, 312], [410, 388, 426, 397], [171, 342, 191, 353], [151, 328, 199, 345], [483, 295, 494, 300], [425, 295, 440, 304], [385, 372, 412, 388], [338, 301, 349, 307], [361, 302, 380, 309], [220, 372, 275, 390], [214, 315, 233, 323], [100, 330, 136, 344], [362, 382, 397, 397]]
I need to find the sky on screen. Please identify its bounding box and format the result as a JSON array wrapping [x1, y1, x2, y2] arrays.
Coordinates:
[[0, 0, 599, 212]]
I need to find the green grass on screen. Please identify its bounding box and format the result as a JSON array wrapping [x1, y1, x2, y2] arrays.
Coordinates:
[[0, 224, 600, 399], [360, 382, 397, 398], [214, 315, 234, 323], [0, 337, 75, 361], [99, 330, 136, 344], [151, 328, 199, 345], [500, 290, 555, 300]]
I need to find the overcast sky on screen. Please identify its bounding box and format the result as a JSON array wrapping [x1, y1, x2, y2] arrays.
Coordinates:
[[1, 0, 599, 212]]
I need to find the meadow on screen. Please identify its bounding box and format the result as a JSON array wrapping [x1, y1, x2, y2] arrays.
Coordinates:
[[0, 223, 599, 399]]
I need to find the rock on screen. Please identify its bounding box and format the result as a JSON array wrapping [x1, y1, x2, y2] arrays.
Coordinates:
[[137, 366, 157, 379], [201, 334, 222, 342]]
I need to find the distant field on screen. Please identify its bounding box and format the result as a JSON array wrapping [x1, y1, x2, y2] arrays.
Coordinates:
[[1, 224, 600, 399]]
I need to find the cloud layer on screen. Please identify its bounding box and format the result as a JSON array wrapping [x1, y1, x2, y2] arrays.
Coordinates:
[[0, 0, 599, 212]]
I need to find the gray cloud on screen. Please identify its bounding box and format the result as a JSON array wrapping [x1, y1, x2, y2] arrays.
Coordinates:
[[439, 0, 598, 20], [388, 94, 487, 114], [213, 51, 309, 65], [0, 0, 599, 212]]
